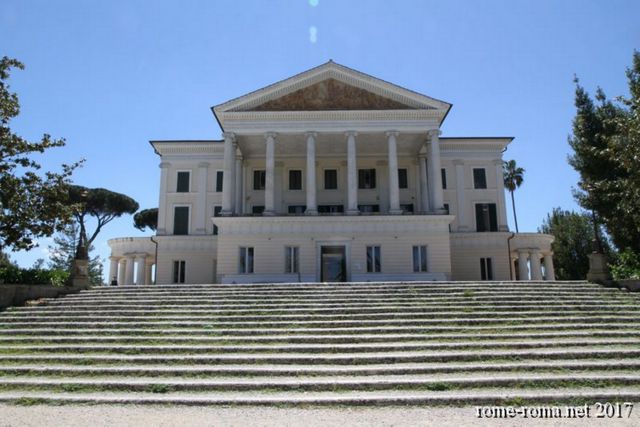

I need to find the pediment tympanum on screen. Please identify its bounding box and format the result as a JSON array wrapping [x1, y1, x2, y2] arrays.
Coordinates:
[[250, 79, 414, 111]]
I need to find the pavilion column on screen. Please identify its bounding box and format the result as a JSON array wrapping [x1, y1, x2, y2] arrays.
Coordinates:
[[221, 132, 236, 215], [386, 131, 402, 214], [234, 156, 243, 214], [418, 152, 429, 213], [428, 129, 444, 212], [530, 250, 543, 280], [145, 262, 153, 286], [518, 250, 530, 281], [454, 160, 467, 231], [495, 159, 509, 231], [157, 162, 170, 234], [346, 131, 359, 215], [124, 256, 135, 286], [543, 254, 556, 281], [135, 255, 146, 285], [264, 132, 276, 215], [305, 132, 318, 215], [195, 162, 209, 234], [108, 257, 119, 285], [117, 259, 126, 287]]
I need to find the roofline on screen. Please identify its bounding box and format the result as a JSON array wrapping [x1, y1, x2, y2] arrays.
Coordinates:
[[441, 136, 515, 141], [149, 139, 222, 143]]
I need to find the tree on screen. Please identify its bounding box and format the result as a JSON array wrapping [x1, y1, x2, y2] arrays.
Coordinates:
[[503, 159, 525, 233], [0, 57, 81, 252], [133, 208, 158, 232], [539, 208, 610, 280], [68, 185, 139, 260], [568, 51, 640, 253], [48, 222, 103, 285]]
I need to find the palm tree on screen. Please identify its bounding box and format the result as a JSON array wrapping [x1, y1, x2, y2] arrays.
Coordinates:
[[503, 159, 525, 233]]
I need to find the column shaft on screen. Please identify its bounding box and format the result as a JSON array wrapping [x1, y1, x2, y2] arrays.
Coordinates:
[[235, 157, 243, 214], [387, 131, 401, 214], [117, 260, 126, 286], [543, 254, 556, 281], [495, 160, 509, 231], [124, 256, 135, 286], [346, 131, 358, 215], [518, 251, 530, 281], [530, 250, 543, 280], [157, 162, 170, 234], [135, 256, 146, 285], [108, 257, 119, 285], [195, 162, 209, 233], [428, 130, 444, 211], [418, 154, 429, 212], [264, 133, 276, 215], [454, 160, 466, 230], [221, 132, 235, 215], [305, 132, 318, 215], [145, 263, 153, 286]]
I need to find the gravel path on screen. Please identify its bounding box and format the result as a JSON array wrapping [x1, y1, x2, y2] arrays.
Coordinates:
[[1, 404, 639, 427]]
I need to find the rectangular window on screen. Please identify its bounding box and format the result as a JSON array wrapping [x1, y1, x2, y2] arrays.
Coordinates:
[[366, 246, 381, 273], [324, 169, 338, 190], [475, 203, 498, 232], [172, 260, 186, 284], [253, 170, 266, 190], [473, 168, 487, 189], [212, 206, 222, 235], [176, 171, 190, 193], [400, 203, 414, 213], [318, 205, 344, 214], [239, 247, 254, 274], [288, 205, 306, 214], [215, 171, 223, 192], [289, 170, 302, 190], [480, 257, 493, 280], [358, 169, 376, 189], [398, 168, 408, 189], [173, 206, 189, 235], [412, 245, 428, 272], [441, 168, 447, 189], [358, 204, 379, 213], [252, 206, 264, 215], [285, 246, 299, 274]]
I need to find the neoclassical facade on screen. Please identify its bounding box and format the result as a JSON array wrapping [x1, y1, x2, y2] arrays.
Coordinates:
[[108, 61, 554, 285]]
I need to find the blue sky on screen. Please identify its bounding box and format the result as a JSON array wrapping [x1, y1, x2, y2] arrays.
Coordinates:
[[1, 0, 639, 275]]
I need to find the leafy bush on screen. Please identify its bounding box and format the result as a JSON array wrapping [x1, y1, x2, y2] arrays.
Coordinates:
[[610, 249, 640, 280], [0, 265, 70, 286]]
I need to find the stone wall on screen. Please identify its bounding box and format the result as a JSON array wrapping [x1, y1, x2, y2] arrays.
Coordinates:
[[0, 284, 86, 311]]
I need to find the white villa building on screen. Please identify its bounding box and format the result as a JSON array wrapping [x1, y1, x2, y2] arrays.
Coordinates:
[[108, 61, 554, 285]]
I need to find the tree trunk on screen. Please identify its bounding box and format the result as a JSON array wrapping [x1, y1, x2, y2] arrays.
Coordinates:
[[511, 190, 519, 233]]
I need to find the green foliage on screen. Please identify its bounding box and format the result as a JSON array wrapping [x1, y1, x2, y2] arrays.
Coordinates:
[[610, 248, 640, 280], [539, 208, 610, 280], [134, 208, 158, 232], [503, 159, 525, 233], [568, 51, 640, 253], [0, 264, 69, 286], [48, 223, 103, 285]]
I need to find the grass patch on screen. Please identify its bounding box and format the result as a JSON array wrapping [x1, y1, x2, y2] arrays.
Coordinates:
[[146, 383, 173, 393]]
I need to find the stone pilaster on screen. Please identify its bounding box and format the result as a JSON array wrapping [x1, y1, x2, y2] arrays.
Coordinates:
[[157, 162, 171, 234], [386, 131, 402, 214], [305, 132, 318, 215], [428, 129, 444, 212], [264, 132, 276, 215], [346, 131, 358, 215], [221, 132, 236, 215]]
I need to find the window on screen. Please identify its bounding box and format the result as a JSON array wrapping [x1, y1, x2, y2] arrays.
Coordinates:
[[366, 246, 381, 273], [358, 204, 379, 213], [252, 206, 264, 215], [253, 170, 266, 190], [441, 168, 447, 189], [239, 247, 254, 274], [324, 169, 338, 190], [475, 203, 498, 232], [176, 171, 190, 192], [358, 169, 376, 189], [480, 257, 493, 280], [285, 246, 299, 274], [172, 260, 186, 283], [215, 171, 223, 192], [412, 245, 428, 272], [318, 205, 344, 214], [400, 204, 414, 213], [473, 168, 487, 189], [398, 168, 408, 189], [173, 206, 189, 235], [288, 205, 306, 214], [289, 170, 302, 190], [212, 206, 222, 235]]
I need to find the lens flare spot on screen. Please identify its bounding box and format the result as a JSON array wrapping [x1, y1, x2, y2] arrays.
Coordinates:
[[309, 0, 319, 7], [309, 26, 317, 43]]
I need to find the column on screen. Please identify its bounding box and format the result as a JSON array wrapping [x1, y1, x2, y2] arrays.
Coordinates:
[[124, 256, 135, 286], [454, 160, 467, 231], [543, 254, 556, 281], [234, 156, 243, 214], [135, 255, 146, 285], [108, 257, 119, 284], [221, 132, 235, 215], [517, 250, 530, 281], [418, 152, 429, 213], [346, 131, 358, 215], [117, 259, 126, 287], [386, 131, 402, 214], [145, 263, 153, 286], [195, 162, 209, 234], [157, 162, 170, 234], [495, 159, 509, 231], [264, 132, 276, 215], [305, 132, 318, 215], [428, 129, 444, 212], [530, 250, 543, 280]]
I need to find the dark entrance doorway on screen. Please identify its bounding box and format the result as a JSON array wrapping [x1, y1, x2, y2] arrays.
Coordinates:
[[321, 246, 347, 282]]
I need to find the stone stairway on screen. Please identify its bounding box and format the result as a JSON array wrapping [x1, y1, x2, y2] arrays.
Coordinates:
[[1, 281, 640, 405]]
